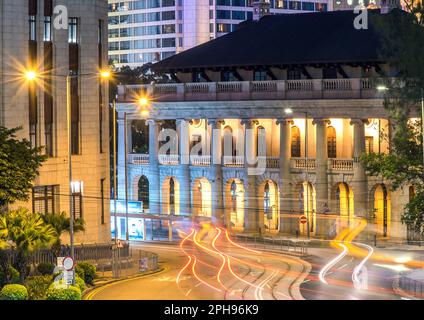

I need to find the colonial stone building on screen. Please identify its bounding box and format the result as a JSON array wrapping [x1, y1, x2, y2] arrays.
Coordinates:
[[0, 0, 111, 243], [115, 9, 415, 240]]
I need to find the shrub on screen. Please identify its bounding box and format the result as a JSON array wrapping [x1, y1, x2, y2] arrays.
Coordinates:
[[75, 262, 96, 285], [0, 284, 28, 300], [37, 262, 55, 276], [0, 266, 20, 287], [75, 265, 85, 281], [25, 275, 53, 300], [75, 276, 86, 293], [46, 285, 81, 300]]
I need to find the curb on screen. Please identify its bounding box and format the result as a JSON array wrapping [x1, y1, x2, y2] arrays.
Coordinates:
[[83, 266, 167, 300]]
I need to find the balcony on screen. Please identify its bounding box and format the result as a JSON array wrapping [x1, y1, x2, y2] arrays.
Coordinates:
[[190, 155, 211, 166], [118, 78, 387, 102], [128, 154, 354, 172], [158, 154, 180, 165], [128, 154, 149, 165]]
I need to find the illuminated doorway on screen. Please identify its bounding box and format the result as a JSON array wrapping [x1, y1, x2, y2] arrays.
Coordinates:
[[373, 184, 391, 238], [192, 178, 212, 217], [225, 179, 245, 230]]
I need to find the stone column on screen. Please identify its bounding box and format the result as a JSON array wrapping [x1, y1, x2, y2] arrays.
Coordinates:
[[177, 119, 191, 215], [209, 119, 225, 226], [127, 120, 133, 154], [242, 119, 259, 233], [313, 119, 330, 214], [351, 119, 369, 218], [277, 119, 294, 233], [147, 119, 160, 214], [117, 119, 126, 200]]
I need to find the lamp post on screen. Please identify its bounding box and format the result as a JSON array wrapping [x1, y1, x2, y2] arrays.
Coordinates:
[[121, 97, 152, 242], [25, 69, 111, 265], [285, 108, 310, 239]]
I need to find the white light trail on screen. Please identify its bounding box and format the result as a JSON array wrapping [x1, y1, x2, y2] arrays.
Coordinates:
[[319, 242, 348, 285]]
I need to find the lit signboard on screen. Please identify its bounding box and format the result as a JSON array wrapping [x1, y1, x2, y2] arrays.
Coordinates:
[[110, 200, 143, 214]]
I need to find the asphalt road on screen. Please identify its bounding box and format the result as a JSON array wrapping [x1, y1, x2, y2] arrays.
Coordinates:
[[86, 224, 421, 300], [87, 226, 310, 300]]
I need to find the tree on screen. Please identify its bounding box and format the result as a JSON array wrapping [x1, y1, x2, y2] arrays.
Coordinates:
[[0, 127, 47, 208], [361, 6, 424, 237], [39, 212, 85, 258], [0, 208, 56, 283]]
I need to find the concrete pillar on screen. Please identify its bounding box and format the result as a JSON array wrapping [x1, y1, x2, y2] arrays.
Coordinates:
[[242, 119, 259, 233], [313, 119, 330, 214], [117, 119, 126, 200], [351, 119, 369, 218], [177, 119, 191, 215], [209, 119, 225, 226], [127, 120, 133, 154], [147, 119, 160, 214], [277, 119, 294, 234]]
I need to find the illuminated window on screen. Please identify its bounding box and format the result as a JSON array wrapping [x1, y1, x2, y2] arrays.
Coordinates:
[[365, 136, 374, 154], [327, 126, 337, 158], [291, 126, 301, 157]]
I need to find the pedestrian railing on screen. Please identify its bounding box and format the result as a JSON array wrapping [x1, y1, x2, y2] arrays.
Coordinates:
[[399, 274, 424, 299], [234, 234, 308, 255]]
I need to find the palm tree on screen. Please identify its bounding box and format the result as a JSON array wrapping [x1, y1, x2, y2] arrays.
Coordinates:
[[0, 208, 56, 283], [39, 212, 85, 258]]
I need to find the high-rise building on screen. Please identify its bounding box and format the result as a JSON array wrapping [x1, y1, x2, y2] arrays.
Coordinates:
[[0, 0, 110, 244], [108, 0, 332, 69]]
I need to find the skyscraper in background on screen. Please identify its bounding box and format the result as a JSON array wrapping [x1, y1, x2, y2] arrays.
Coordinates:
[[108, 0, 332, 69]]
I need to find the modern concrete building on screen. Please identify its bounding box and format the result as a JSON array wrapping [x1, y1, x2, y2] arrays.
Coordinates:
[[108, 0, 332, 69], [0, 0, 111, 244], [114, 9, 416, 241]]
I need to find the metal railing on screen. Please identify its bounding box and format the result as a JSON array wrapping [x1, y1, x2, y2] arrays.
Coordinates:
[[399, 274, 424, 299], [234, 234, 308, 255]]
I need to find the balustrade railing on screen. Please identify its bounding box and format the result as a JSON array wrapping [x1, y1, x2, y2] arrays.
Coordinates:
[[118, 78, 390, 102], [291, 158, 316, 170], [128, 154, 149, 165], [190, 155, 211, 166], [158, 154, 180, 165], [223, 156, 244, 167], [330, 159, 354, 171]]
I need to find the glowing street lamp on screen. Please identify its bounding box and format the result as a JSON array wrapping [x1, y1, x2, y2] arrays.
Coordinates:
[[25, 70, 37, 81]]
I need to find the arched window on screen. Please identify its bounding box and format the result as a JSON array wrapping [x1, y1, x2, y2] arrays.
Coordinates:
[[131, 120, 149, 154], [230, 180, 237, 212], [409, 186, 415, 202], [264, 182, 271, 218], [327, 126, 337, 158], [257, 126, 266, 157], [291, 126, 301, 157], [138, 176, 149, 210], [169, 178, 175, 215], [223, 126, 236, 157]]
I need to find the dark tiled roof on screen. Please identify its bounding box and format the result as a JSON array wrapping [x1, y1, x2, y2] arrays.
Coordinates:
[[153, 9, 395, 72]]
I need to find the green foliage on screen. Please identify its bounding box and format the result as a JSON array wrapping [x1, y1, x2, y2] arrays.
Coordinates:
[[37, 262, 55, 276], [75, 262, 96, 285], [362, 5, 424, 236], [46, 285, 81, 300], [0, 266, 20, 287], [25, 275, 52, 300], [75, 276, 86, 293], [0, 126, 47, 207], [0, 284, 28, 300], [0, 208, 56, 282], [39, 212, 85, 257], [75, 264, 85, 282]]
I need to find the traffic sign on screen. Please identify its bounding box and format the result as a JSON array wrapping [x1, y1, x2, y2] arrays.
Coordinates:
[[63, 256, 74, 271], [299, 215, 308, 224]]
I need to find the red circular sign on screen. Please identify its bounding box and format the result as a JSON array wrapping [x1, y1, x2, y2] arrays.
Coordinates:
[[299, 215, 308, 224]]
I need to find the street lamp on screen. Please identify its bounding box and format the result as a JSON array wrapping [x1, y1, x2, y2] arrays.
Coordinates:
[[122, 96, 152, 241], [285, 107, 310, 239], [25, 68, 111, 269], [377, 85, 424, 166]]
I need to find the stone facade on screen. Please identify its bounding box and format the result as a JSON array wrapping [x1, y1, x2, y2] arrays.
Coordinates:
[[0, 0, 110, 244], [115, 76, 415, 241]]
